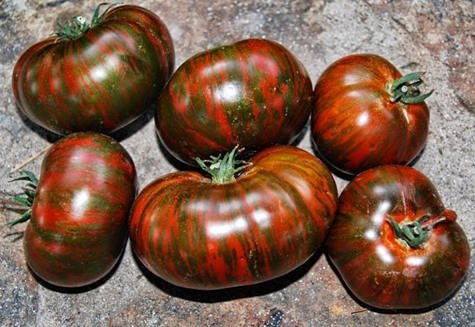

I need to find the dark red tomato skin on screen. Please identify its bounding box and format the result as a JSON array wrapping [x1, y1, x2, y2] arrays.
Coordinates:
[[25, 132, 137, 288], [326, 165, 470, 310], [12, 4, 174, 135], [129, 145, 338, 290], [155, 38, 314, 165], [311, 54, 430, 176]]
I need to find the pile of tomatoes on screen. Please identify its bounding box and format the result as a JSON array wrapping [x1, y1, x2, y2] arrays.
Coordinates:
[[7, 3, 470, 311]]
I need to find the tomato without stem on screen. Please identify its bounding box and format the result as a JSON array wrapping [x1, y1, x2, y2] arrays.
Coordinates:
[[325, 165, 470, 310], [9, 132, 137, 288], [311, 54, 431, 176], [129, 145, 338, 290], [12, 3, 174, 135], [155, 38, 314, 165]]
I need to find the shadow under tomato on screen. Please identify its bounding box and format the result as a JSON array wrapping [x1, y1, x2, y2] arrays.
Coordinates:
[[13, 99, 155, 144], [154, 132, 198, 172], [27, 241, 128, 294], [109, 104, 155, 142], [289, 119, 309, 148], [15, 108, 62, 144], [309, 139, 427, 181], [323, 251, 468, 315], [132, 246, 325, 303], [154, 117, 311, 173]]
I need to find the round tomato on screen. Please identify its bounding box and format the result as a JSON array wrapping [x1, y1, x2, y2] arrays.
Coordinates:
[[325, 165, 470, 310], [155, 38, 314, 165], [129, 145, 338, 290], [8, 132, 137, 288], [311, 54, 432, 176], [12, 3, 174, 135]]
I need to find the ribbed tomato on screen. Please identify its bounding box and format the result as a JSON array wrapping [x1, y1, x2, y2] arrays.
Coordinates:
[[9, 132, 137, 288], [129, 145, 338, 290], [311, 54, 431, 176], [155, 38, 314, 165], [325, 165, 470, 310], [12, 3, 174, 135]]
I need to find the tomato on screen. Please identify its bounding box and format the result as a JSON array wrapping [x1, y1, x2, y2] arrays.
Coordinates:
[[325, 165, 470, 310], [12, 3, 174, 135], [311, 54, 432, 176], [129, 145, 338, 290], [9, 132, 137, 288], [155, 38, 314, 165]]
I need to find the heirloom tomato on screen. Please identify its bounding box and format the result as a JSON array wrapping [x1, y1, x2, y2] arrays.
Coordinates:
[[325, 165, 470, 310], [155, 38, 314, 165], [8, 132, 137, 288], [12, 3, 174, 135], [129, 145, 338, 290], [311, 54, 432, 176]]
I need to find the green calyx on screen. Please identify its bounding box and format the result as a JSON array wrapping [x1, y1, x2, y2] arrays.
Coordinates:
[[387, 71, 434, 104], [196, 146, 249, 184], [387, 210, 457, 249], [55, 2, 121, 40], [5, 171, 38, 227]]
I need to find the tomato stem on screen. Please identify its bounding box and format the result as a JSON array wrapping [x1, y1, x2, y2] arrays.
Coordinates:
[[55, 2, 120, 40], [388, 71, 433, 104], [386, 210, 457, 248], [4, 171, 38, 227], [196, 146, 249, 184]]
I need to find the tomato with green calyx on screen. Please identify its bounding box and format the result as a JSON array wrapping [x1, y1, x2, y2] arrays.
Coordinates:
[[12, 3, 174, 135], [155, 38, 314, 165], [8, 132, 137, 288], [325, 165, 470, 310], [311, 54, 431, 176], [129, 145, 338, 290]]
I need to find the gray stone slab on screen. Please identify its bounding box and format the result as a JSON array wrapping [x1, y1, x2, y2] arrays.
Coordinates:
[[1, 1, 474, 326]]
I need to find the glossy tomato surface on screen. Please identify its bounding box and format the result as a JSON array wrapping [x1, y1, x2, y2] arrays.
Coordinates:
[[24, 132, 137, 288], [12, 4, 174, 135], [326, 165, 470, 310], [129, 145, 338, 290], [311, 54, 430, 176], [155, 38, 314, 165]]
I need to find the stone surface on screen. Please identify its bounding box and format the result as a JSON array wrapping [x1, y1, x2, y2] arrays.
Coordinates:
[[1, 0, 474, 326]]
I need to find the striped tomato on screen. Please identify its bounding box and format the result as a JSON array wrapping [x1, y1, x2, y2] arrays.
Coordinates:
[[12, 3, 174, 135], [311, 54, 431, 176], [8, 132, 137, 288], [325, 165, 470, 310], [129, 145, 338, 290], [155, 38, 314, 165]]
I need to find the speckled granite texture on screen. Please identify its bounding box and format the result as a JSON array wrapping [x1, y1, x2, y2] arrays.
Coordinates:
[[1, 0, 474, 326]]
